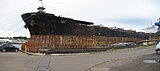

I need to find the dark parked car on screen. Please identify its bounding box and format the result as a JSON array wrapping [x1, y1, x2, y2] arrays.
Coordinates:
[[0, 43, 19, 52]]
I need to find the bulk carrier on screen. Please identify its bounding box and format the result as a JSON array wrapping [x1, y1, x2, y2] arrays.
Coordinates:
[[21, 0, 148, 53]]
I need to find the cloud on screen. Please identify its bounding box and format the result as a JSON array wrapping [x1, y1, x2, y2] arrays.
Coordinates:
[[0, 0, 160, 37], [105, 17, 151, 25]]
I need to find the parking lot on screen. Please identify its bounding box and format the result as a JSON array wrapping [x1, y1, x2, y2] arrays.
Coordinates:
[[0, 46, 159, 71]]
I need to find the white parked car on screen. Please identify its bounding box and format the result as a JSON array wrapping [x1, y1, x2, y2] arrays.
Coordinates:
[[156, 42, 160, 54]]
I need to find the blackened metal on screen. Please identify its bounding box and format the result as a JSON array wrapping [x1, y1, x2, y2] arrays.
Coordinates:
[[21, 11, 149, 53]]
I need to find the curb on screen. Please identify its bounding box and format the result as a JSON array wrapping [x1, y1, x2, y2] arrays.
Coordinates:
[[21, 50, 91, 56], [21, 45, 155, 56]]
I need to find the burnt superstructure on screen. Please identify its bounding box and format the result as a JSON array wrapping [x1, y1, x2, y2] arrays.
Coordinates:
[[22, 12, 148, 39], [22, 13, 94, 36]]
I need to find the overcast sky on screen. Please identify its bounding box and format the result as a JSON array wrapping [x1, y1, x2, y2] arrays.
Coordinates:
[[0, 0, 160, 37]]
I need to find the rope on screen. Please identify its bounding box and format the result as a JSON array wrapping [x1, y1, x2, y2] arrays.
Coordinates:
[[6, 15, 36, 36], [24, 15, 35, 25], [0, 15, 33, 35], [0, 23, 18, 29], [0, 15, 32, 28], [0, 21, 22, 34], [7, 26, 24, 36]]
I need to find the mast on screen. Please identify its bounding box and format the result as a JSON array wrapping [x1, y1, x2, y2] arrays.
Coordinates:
[[37, 0, 45, 13]]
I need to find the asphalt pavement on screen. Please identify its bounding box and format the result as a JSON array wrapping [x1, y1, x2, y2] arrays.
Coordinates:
[[0, 46, 157, 71]]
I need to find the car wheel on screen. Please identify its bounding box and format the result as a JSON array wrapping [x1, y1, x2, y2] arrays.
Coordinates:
[[15, 49, 18, 52], [2, 49, 5, 52], [156, 49, 160, 55]]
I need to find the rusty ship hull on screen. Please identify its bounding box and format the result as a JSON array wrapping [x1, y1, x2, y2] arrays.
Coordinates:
[[21, 12, 148, 53]]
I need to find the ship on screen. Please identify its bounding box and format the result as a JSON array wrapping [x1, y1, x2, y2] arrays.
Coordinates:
[[21, 0, 149, 53]]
